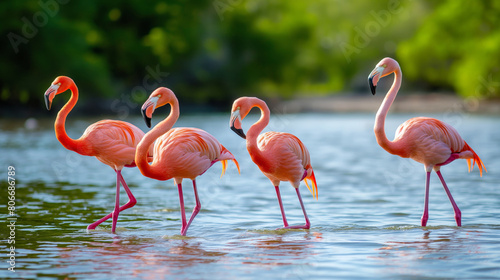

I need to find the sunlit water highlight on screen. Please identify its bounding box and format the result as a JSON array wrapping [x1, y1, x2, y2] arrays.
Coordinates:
[[1, 113, 499, 279]]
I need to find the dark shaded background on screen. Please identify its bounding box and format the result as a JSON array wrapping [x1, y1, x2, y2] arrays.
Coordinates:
[[1, 0, 499, 117]]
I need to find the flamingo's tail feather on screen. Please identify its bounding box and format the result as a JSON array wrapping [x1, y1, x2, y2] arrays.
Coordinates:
[[232, 159, 241, 174], [220, 160, 227, 178], [304, 169, 318, 200], [219, 145, 241, 178], [463, 141, 486, 177]]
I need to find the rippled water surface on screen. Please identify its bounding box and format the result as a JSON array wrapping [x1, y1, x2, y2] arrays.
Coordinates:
[[1, 113, 499, 279]]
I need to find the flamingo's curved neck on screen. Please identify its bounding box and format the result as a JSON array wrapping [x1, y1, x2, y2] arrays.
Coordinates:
[[374, 68, 405, 155], [136, 100, 180, 179], [246, 100, 272, 170], [55, 82, 84, 153]]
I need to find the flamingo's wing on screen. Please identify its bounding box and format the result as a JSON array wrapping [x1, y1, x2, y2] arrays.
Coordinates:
[[152, 127, 228, 178], [257, 132, 310, 183], [395, 117, 485, 175], [82, 120, 145, 168]]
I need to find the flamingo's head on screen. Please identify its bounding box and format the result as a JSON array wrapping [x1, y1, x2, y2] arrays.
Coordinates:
[[368, 57, 400, 95], [141, 87, 177, 128], [230, 96, 264, 139], [44, 76, 75, 110]]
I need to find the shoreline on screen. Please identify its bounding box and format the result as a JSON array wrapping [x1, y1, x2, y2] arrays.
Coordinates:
[[276, 93, 500, 114]]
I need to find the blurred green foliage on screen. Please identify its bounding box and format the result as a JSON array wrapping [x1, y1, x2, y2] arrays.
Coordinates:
[[398, 0, 500, 99], [0, 0, 498, 114]]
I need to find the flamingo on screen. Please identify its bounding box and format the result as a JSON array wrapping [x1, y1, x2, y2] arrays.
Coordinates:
[[368, 57, 486, 227], [44, 76, 151, 233], [229, 97, 318, 229], [135, 87, 240, 236]]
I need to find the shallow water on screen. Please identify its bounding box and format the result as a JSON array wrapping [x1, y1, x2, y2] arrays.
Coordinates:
[[1, 113, 499, 279]]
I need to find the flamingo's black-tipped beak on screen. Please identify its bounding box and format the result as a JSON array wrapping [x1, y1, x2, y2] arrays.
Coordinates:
[[231, 125, 246, 139], [230, 109, 246, 139], [368, 77, 376, 95], [44, 84, 59, 110], [368, 65, 385, 96], [141, 108, 152, 128], [141, 96, 159, 128], [44, 94, 52, 110]]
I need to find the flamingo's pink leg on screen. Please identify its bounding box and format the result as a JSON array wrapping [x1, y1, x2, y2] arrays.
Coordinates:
[[283, 188, 310, 229], [110, 174, 120, 233], [181, 180, 201, 236], [421, 172, 431, 227], [118, 172, 137, 212], [177, 183, 188, 235], [275, 186, 289, 228], [87, 170, 137, 231], [436, 170, 462, 226]]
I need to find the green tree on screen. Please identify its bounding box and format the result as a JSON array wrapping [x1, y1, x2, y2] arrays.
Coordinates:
[[6, 0, 483, 115], [1, 0, 212, 111], [398, 0, 500, 98]]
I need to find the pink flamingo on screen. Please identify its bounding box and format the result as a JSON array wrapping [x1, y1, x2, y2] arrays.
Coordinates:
[[44, 76, 151, 233], [229, 97, 318, 229], [135, 87, 240, 236], [368, 57, 486, 226]]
